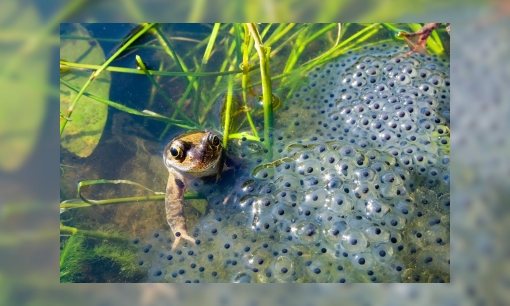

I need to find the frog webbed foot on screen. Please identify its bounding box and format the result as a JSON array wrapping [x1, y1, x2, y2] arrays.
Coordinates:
[[398, 23, 442, 56]]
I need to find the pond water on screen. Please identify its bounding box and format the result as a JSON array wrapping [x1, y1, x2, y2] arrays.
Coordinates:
[[60, 23, 450, 283]]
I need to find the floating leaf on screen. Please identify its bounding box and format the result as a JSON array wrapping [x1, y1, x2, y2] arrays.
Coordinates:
[[60, 24, 110, 158]]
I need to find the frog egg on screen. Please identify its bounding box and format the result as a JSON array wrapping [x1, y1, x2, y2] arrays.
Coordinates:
[[322, 170, 343, 191], [302, 187, 328, 208], [383, 213, 407, 231], [275, 189, 301, 206], [231, 271, 255, 283], [355, 167, 377, 182], [417, 68, 431, 79], [338, 145, 358, 158], [296, 159, 322, 177], [294, 150, 317, 163], [335, 161, 355, 179], [276, 161, 296, 175], [378, 130, 397, 145], [435, 193, 450, 215], [270, 202, 292, 221], [291, 221, 322, 245], [370, 161, 390, 173], [251, 196, 276, 225], [239, 179, 259, 195], [400, 65, 418, 78], [395, 199, 417, 219], [371, 242, 394, 264], [351, 252, 376, 271], [353, 183, 375, 200], [318, 149, 341, 167], [303, 259, 332, 282], [401, 268, 425, 283], [352, 69, 367, 79], [395, 73, 412, 85], [351, 77, 367, 88], [252, 165, 275, 180], [368, 99, 385, 111], [302, 176, 323, 189], [424, 224, 450, 247], [427, 74, 444, 87], [364, 225, 390, 243], [323, 219, 348, 244], [370, 119, 385, 133], [326, 190, 354, 214], [258, 182, 277, 195], [386, 119, 401, 133], [379, 177, 401, 199], [427, 272, 450, 283], [341, 229, 369, 253], [382, 63, 397, 75], [245, 249, 271, 273], [366, 66, 381, 77], [418, 119, 435, 132], [313, 143, 331, 156], [331, 264, 354, 283], [362, 197, 391, 220], [275, 173, 302, 190], [271, 255, 297, 282], [239, 194, 257, 208], [413, 250, 442, 271], [347, 213, 373, 231]]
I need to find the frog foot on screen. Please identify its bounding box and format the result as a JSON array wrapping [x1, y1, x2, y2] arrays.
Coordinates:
[[398, 23, 442, 56], [171, 232, 196, 249]]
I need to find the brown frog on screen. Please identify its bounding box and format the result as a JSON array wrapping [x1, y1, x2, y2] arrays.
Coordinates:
[[163, 130, 224, 249]]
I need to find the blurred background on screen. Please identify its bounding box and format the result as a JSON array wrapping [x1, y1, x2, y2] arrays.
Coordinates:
[[2, 0, 510, 305]]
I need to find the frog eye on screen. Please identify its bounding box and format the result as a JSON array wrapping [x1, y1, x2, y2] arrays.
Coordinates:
[[169, 146, 183, 160], [210, 135, 220, 146]]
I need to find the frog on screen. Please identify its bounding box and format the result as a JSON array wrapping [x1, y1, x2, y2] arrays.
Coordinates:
[[162, 130, 224, 249]]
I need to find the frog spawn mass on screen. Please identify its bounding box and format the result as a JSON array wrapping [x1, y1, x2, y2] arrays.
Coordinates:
[[134, 42, 450, 283]]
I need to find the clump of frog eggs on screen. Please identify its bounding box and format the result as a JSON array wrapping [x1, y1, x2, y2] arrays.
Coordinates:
[[134, 42, 450, 283]]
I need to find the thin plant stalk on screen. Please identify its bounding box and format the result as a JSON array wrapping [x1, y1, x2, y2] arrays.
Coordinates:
[[193, 23, 221, 116], [60, 77, 195, 129], [60, 23, 156, 136], [60, 193, 203, 211], [60, 60, 254, 77], [144, 60, 164, 126], [75, 179, 203, 206], [301, 23, 381, 72], [240, 24, 259, 138], [153, 25, 193, 88], [247, 23, 274, 159], [285, 24, 336, 74], [265, 23, 295, 47], [135, 55, 199, 127], [60, 225, 126, 241], [222, 72, 235, 149]]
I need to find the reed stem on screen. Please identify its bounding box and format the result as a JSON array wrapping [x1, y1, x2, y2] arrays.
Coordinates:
[[247, 23, 274, 159]]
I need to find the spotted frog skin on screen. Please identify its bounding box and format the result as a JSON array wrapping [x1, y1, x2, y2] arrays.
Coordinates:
[[163, 130, 223, 249]]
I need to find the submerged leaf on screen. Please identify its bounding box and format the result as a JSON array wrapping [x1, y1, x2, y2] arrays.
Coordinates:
[[60, 24, 110, 158]]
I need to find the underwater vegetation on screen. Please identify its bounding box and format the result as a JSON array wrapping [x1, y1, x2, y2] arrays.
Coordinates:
[[60, 23, 449, 283]]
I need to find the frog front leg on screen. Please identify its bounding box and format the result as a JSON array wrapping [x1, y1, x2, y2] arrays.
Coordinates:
[[165, 168, 196, 249]]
